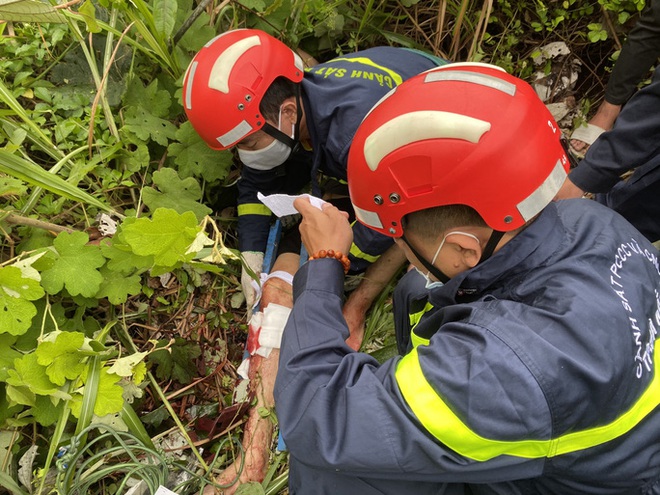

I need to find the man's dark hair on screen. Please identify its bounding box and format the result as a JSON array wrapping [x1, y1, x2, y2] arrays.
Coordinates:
[[260, 77, 299, 122], [404, 204, 488, 241]]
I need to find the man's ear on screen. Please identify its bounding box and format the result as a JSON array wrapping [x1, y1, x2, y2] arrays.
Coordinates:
[[280, 97, 298, 124], [446, 233, 482, 269]]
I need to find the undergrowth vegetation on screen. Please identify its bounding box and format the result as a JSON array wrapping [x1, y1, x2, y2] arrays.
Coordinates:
[[0, 0, 649, 493]]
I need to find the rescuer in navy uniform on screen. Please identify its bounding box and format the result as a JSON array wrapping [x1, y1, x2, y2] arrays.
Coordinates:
[[275, 63, 660, 494]]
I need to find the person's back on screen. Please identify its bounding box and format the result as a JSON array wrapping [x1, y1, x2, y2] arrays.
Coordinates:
[[301, 46, 442, 184], [399, 198, 660, 494]]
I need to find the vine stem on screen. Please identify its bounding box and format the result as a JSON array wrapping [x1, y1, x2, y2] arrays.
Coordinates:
[[116, 322, 210, 472], [1, 211, 75, 234]]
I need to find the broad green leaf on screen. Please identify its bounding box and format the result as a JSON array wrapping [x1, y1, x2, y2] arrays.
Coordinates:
[[15, 300, 65, 352], [95, 265, 142, 305], [78, 0, 101, 33], [142, 167, 212, 222], [0, 265, 44, 298], [108, 352, 149, 376], [0, 266, 43, 336], [6, 353, 61, 397], [107, 351, 148, 377], [237, 0, 266, 12], [100, 237, 153, 275], [40, 231, 105, 297], [35, 331, 86, 386], [148, 338, 201, 384], [122, 78, 176, 147], [168, 122, 233, 183], [0, 0, 65, 22], [123, 105, 178, 147], [11, 251, 46, 281], [121, 208, 200, 267], [174, 0, 215, 51], [132, 361, 147, 384], [0, 389, 21, 424], [0, 176, 27, 197], [0, 334, 20, 381], [69, 367, 124, 418], [123, 78, 173, 118], [6, 384, 35, 407], [153, 0, 177, 38], [31, 394, 63, 426], [235, 482, 266, 495]]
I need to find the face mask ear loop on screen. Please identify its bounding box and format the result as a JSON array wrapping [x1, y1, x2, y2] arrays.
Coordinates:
[[262, 122, 296, 149], [291, 84, 303, 153], [261, 84, 302, 152], [400, 233, 451, 284]]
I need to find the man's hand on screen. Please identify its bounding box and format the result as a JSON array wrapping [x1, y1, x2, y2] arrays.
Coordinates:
[[293, 197, 353, 255], [241, 251, 264, 314]]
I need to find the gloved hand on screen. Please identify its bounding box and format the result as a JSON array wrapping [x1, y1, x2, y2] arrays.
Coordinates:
[[241, 251, 264, 314]]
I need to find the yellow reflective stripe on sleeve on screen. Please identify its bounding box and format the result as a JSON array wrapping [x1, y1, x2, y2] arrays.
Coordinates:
[[349, 243, 380, 263], [331, 57, 403, 85], [395, 343, 660, 461], [237, 203, 272, 216], [409, 301, 434, 348]]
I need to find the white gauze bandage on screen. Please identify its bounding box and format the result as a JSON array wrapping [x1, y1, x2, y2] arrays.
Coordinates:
[[256, 303, 292, 357]]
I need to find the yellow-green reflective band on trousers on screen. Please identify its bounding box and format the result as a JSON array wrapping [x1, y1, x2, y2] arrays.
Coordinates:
[[409, 301, 434, 348], [395, 342, 660, 461], [238, 203, 272, 216]]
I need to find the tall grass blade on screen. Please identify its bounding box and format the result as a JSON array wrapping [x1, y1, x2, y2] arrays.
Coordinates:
[[0, 150, 112, 212]]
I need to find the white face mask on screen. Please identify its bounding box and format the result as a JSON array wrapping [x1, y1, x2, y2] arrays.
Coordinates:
[[415, 231, 480, 290], [238, 107, 294, 170]]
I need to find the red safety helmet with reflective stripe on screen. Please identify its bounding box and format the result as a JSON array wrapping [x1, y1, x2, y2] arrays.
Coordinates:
[[182, 29, 304, 150], [347, 62, 569, 237]]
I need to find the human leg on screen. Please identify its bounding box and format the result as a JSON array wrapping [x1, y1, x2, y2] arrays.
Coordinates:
[[208, 253, 299, 494]]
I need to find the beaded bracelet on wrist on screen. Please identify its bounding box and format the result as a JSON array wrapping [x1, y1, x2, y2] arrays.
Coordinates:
[[308, 249, 350, 274]]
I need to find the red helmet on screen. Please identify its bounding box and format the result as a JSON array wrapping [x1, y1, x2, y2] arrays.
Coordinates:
[[347, 62, 569, 237], [182, 29, 304, 150]]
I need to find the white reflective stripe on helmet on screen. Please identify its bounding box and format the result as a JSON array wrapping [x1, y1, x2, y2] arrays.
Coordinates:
[[203, 34, 222, 48], [292, 51, 305, 73], [217, 120, 253, 147], [363, 111, 491, 172], [517, 157, 568, 221], [209, 35, 261, 94], [354, 204, 384, 229], [425, 70, 517, 96], [184, 61, 198, 110], [422, 62, 507, 75]]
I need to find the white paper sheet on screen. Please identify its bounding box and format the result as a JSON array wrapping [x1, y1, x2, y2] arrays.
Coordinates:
[[257, 192, 326, 217]]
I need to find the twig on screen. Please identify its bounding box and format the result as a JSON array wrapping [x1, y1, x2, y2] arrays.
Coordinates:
[[1, 211, 75, 234]]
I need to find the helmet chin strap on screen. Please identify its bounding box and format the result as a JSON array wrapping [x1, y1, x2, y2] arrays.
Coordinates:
[[400, 229, 505, 284], [261, 85, 303, 153]]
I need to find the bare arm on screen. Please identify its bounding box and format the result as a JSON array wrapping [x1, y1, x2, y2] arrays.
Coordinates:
[[343, 243, 407, 350]]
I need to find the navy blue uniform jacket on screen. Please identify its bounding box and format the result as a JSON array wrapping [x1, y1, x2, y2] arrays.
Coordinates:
[[237, 47, 440, 270], [275, 200, 660, 494]]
